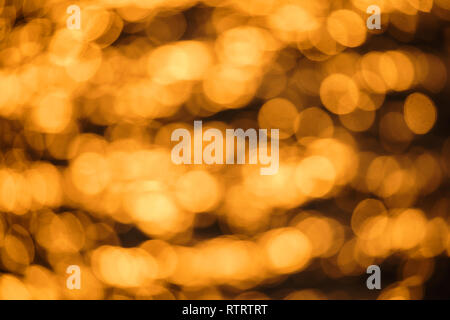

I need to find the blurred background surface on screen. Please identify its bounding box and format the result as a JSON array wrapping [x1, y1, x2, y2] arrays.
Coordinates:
[[0, 0, 449, 299]]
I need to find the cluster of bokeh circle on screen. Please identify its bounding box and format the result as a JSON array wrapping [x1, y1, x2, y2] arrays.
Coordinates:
[[0, 0, 448, 299]]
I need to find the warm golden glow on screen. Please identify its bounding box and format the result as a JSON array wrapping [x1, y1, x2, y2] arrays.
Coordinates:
[[0, 0, 447, 301]]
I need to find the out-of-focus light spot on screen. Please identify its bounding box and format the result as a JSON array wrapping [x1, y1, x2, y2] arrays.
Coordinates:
[[203, 64, 259, 108], [92, 246, 158, 288], [31, 91, 72, 134], [379, 112, 414, 144], [379, 51, 415, 92], [2, 225, 34, 271], [295, 107, 334, 144], [81, 6, 112, 42], [70, 152, 111, 195], [402, 259, 434, 286], [65, 43, 102, 82], [35, 212, 85, 253], [295, 156, 336, 198], [327, 10, 366, 48], [261, 228, 312, 274], [0, 275, 31, 300], [391, 209, 427, 250], [378, 284, 411, 300], [366, 156, 404, 198], [404, 93, 436, 134], [306, 138, 358, 186], [284, 289, 327, 300], [295, 215, 334, 257], [258, 98, 298, 139], [352, 199, 387, 238], [217, 27, 271, 67], [125, 189, 184, 236], [339, 108, 375, 132], [418, 218, 448, 257], [148, 41, 213, 84], [320, 74, 359, 114], [408, 0, 433, 12], [269, 4, 318, 42], [24, 265, 60, 300], [175, 170, 222, 213], [0, 0, 447, 300]]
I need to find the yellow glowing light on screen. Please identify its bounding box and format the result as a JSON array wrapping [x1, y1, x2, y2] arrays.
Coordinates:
[[327, 10, 366, 48], [295, 156, 336, 198], [320, 74, 359, 114], [175, 170, 222, 213], [258, 98, 298, 139], [263, 228, 312, 274], [404, 92, 437, 134]]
